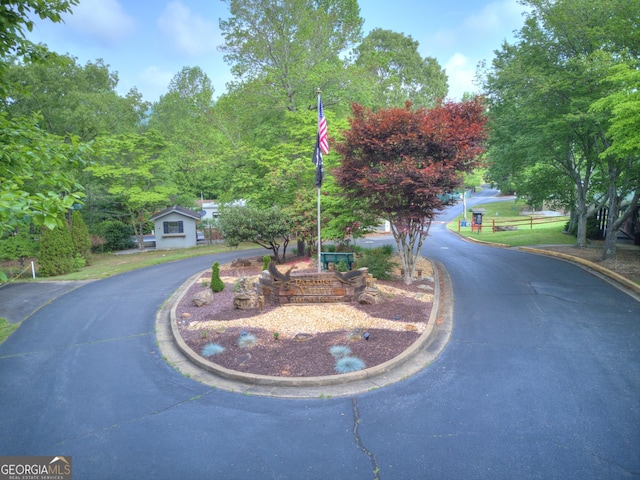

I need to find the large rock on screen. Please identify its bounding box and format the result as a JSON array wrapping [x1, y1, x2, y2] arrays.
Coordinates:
[[358, 288, 384, 305], [192, 289, 214, 307]]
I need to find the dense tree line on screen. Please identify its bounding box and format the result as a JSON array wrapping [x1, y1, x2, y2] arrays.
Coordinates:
[[482, 0, 640, 258], [2, 0, 635, 281]]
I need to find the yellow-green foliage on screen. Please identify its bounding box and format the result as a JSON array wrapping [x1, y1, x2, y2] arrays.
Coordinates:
[[210, 261, 225, 292]]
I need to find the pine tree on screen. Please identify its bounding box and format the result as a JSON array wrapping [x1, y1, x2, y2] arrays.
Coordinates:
[[39, 225, 74, 277]]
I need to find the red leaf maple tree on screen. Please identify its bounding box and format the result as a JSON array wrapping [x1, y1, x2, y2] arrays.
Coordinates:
[[335, 99, 487, 284]]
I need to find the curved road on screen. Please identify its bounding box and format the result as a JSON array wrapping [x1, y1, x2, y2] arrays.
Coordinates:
[[1, 192, 639, 479]]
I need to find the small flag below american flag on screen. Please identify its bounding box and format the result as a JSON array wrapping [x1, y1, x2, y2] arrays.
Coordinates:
[[312, 134, 324, 188], [318, 97, 328, 155]]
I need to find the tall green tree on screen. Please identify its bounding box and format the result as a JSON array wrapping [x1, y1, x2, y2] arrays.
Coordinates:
[[219, 0, 363, 113], [0, 0, 84, 281], [483, 0, 639, 254], [3, 53, 148, 140], [353, 28, 448, 108], [86, 130, 177, 249], [149, 66, 221, 199], [590, 61, 640, 256]]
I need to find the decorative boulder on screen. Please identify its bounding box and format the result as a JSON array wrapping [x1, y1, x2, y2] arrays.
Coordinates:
[[358, 288, 384, 305], [231, 258, 252, 267], [192, 289, 214, 307]]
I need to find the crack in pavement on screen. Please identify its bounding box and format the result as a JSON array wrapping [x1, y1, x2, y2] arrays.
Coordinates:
[[352, 398, 381, 480], [52, 389, 218, 447]]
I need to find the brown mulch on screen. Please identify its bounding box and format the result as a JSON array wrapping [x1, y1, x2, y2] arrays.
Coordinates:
[[175, 257, 435, 378]]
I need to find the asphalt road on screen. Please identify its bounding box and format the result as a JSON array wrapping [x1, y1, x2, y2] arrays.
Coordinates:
[[1, 192, 639, 480]]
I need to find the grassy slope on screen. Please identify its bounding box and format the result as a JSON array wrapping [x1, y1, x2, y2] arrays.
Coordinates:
[[449, 201, 575, 247]]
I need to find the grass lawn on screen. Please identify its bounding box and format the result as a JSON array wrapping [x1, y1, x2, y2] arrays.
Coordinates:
[[0, 318, 19, 345], [5, 242, 259, 282], [449, 201, 576, 247]]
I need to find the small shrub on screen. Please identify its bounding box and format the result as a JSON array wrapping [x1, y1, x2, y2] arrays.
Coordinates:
[[93, 220, 134, 252], [201, 343, 225, 357], [380, 244, 394, 255], [334, 356, 366, 374], [262, 255, 272, 271], [356, 247, 397, 280], [72, 253, 86, 270], [210, 262, 225, 292], [329, 345, 351, 360], [336, 258, 348, 272], [237, 333, 257, 348], [273, 332, 280, 340], [200, 330, 208, 339]]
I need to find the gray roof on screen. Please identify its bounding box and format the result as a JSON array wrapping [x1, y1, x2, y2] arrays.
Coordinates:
[[150, 205, 201, 221]]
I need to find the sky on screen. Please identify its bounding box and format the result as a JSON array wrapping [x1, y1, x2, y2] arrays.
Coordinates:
[[27, 0, 528, 104]]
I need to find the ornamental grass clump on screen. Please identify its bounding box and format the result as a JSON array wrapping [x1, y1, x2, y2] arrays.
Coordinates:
[[237, 332, 257, 348], [334, 356, 366, 374], [329, 345, 351, 360], [201, 343, 225, 357]]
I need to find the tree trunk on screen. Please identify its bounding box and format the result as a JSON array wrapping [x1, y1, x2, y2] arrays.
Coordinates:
[[389, 217, 431, 285]]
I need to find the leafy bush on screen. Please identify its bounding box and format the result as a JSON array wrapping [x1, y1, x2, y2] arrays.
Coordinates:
[[93, 220, 135, 252], [0, 229, 39, 262], [380, 244, 394, 255], [210, 262, 225, 292], [334, 356, 366, 374], [356, 247, 397, 280], [565, 217, 604, 240], [262, 255, 271, 271], [39, 225, 74, 277]]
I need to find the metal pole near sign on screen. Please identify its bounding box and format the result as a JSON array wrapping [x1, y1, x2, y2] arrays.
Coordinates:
[[317, 185, 321, 272]]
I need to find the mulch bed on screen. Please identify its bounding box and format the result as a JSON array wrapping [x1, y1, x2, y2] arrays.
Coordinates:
[[175, 258, 434, 377]]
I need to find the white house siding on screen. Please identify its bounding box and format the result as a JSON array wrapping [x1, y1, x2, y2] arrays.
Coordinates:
[[153, 211, 197, 249]]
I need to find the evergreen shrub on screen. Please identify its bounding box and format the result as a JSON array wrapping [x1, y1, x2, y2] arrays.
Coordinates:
[[39, 226, 74, 277], [210, 262, 225, 292]]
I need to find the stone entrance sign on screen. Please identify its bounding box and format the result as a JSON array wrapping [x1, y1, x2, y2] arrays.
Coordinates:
[[259, 262, 369, 305]]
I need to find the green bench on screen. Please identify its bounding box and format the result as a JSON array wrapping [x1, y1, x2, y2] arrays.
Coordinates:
[[320, 252, 355, 271]]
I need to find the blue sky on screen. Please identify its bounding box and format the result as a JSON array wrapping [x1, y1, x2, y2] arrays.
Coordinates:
[[28, 0, 527, 104]]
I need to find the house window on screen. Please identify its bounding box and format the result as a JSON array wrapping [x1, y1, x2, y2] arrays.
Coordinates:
[[163, 221, 184, 234]]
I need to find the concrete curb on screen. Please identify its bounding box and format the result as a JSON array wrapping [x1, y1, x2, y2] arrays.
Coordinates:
[[448, 225, 639, 299], [519, 246, 640, 297], [156, 260, 454, 398]]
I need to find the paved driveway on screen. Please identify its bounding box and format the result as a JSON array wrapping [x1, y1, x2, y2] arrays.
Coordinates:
[[1, 199, 639, 479]]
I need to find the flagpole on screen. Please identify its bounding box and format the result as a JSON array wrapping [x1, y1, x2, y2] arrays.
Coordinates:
[[316, 88, 322, 273]]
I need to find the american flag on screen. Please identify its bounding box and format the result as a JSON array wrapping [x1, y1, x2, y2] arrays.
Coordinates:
[[318, 96, 328, 155]]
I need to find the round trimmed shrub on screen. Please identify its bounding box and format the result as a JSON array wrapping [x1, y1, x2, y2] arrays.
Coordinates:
[[334, 356, 366, 374]]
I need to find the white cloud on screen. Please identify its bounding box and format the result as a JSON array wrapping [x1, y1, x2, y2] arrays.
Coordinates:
[[63, 0, 136, 46], [136, 66, 175, 101], [157, 1, 219, 57], [444, 53, 478, 100], [462, 0, 523, 37]]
